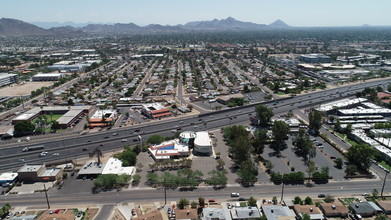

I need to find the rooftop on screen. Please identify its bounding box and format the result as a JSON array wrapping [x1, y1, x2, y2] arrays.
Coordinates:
[[78, 161, 105, 175], [18, 164, 44, 173], [194, 131, 212, 147], [0, 172, 18, 181], [101, 157, 135, 175], [350, 202, 382, 214], [262, 205, 296, 220]]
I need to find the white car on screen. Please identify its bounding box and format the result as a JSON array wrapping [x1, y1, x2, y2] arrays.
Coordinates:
[[52, 153, 60, 156], [121, 139, 128, 142]]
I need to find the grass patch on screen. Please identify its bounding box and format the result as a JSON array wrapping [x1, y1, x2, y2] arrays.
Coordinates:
[[240, 202, 247, 207], [276, 91, 286, 95], [379, 161, 391, 172], [339, 197, 357, 205], [43, 114, 63, 123]]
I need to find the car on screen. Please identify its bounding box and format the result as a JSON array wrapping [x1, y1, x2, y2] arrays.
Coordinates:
[[208, 199, 216, 203], [14, 211, 19, 215], [18, 159, 25, 162], [231, 192, 240, 197], [238, 198, 246, 201], [112, 133, 118, 136], [198, 119, 203, 121], [54, 209, 60, 214], [194, 125, 198, 128], [190, 122, 194, 125], [82, 148, 88, 151], [53, 153, 60, 156], [121, 139, 128, 142], [227, 204, 232, 209], [179, 121, 183, 124], [176, 127, 182, 130], [315, 142, 322, 146], [171, 130, 176, 133], [87, 140, 92, 143], [167, 208, 171, 214], [133, 139, 138, 142], [362, 193, 369, 196], [132, 209, 136, 216], [318, 194, 326, 198], [104, 136, 109, 139], [134, 129, 140, 133]]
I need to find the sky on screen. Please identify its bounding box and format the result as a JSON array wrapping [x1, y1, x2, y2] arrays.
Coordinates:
[[1, 0, 391, 27]]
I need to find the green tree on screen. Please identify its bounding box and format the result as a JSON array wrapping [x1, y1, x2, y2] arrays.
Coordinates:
[[248, 197, 257, 206], [231, 135, 252, 164], [115, 147, 137, 166], [147, 135, 165, 145], [253, 129, 268, 154], [272, 196, 278, 205], [0, 203, 11, 216], [346, 144, 374, 171], [51, 121, 60, 130], [345, 165, 358, 176], [301, 213, 311, 220], [324, 195, 335, 203], [132, 174, 141, 183], [271, 121, 290, 153], [14, 121, 35, 133], [306, 161, 317, 184], [372, 189, 379, 200], [93, 174, 130, 188], [294, 129, 314, 160], [68, 98, 74, 106], [304, 196, 313, 205], [309, 110, 323, 133], [198, 197, 205, 208], [294, 196, 302, 204], [374, 215, 388, 220], [334, 158, 343, 169], [255, 104, 274, 127], [237, 160, 258, 185], [190, 201, 198, 209], [206, 170, 228, 187], [178, 198, 189, 209]]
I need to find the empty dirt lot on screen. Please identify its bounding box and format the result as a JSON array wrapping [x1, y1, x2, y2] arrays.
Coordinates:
[[0, 82, 53, 97]]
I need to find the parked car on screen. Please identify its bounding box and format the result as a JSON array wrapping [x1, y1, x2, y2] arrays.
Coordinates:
[[132, 209, 136, 216]]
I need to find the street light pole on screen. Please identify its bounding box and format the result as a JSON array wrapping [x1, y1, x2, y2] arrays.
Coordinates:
[[381, 170, 389, 200]]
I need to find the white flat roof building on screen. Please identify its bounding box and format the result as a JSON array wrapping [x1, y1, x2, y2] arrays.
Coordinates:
[[194, 131, 213, 155], [0, 172, 18, 184], [0, 73, 18, 87], [102, 157, 135, 176], [32, 73, 64, 81], [317, 98, 367, 112], [149, 139, 190, 161]]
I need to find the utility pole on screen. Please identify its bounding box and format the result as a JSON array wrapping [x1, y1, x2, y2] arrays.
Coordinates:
[[43, 184, 50, 209], [381, 170, 389, 200], [280, 182, 285, 203], [164, 178, 167, 206]]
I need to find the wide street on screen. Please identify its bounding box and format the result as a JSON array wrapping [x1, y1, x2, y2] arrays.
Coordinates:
[[1, 177, 389, 207], [0, 78, 390, 172]]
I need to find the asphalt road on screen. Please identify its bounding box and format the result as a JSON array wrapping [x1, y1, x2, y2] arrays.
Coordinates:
[[1, 177, 389, 207], [0, 78, 390, 173]]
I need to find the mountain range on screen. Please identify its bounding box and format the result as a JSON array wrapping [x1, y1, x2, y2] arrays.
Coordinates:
[[0, 17, 291, 37]]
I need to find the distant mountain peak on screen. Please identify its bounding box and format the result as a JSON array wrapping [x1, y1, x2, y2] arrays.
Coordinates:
[[269, 19, 290, 27]]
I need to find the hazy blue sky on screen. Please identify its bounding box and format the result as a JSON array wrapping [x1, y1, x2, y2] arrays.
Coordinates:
[[2, 0, 390, 26]]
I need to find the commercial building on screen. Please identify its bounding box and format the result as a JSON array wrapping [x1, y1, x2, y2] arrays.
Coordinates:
[[317, 98, 367, 113], [300, 54, 331, 63], [78, 158, 135, 179], [0, 73, 18, 87], [0, 172, 18, 185], [193, 131, 213, 155], [102, 158, 135, 176], [0, 125, 14, 139], [32, 73, 64, 81], [17, 164, 63, 183], [12, 106, 91, 128], [149, 138, 190, 161], [141, 103, 171, 119], [262, 205, 296, 220], [88, 109, 118, 128], [217, 93, 245, 105]]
